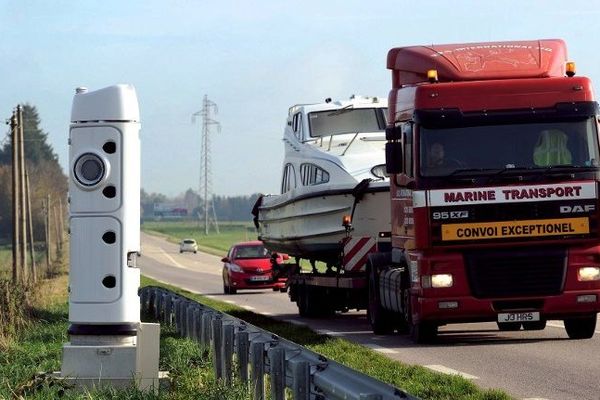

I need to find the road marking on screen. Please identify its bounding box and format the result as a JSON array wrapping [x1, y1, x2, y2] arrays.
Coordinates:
[[425, 365, 478, 380], [522, 398, 550, 400], [242, 305, 255, 311], [224, 300, 236, 304], [365, 343, 399, 354], [262, 312, 273, 316], [158, 248, 187, 270]]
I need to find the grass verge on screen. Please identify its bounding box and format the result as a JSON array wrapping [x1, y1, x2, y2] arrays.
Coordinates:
[[142, 220, 255, 256], [141, 276, 512, 400], [0, 273, 251, 399]]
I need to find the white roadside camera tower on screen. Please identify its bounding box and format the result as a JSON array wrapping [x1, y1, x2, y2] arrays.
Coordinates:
[[59, 85, 160, 391], [68, 84, 141, 332]]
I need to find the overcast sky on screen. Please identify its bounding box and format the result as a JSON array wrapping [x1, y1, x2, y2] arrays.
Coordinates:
[[2, 1, 600, 197]]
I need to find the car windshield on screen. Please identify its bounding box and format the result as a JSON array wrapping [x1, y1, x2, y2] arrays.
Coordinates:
[[234, 245, 270, 259], [420, 118, 600, 177], [308, 108, 386, 137]]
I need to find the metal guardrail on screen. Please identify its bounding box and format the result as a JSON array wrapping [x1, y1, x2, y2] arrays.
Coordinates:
[[139, 286, 419, 400]]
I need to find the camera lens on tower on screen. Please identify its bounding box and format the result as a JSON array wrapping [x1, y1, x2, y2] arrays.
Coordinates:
[[74, 153, 105, 187]]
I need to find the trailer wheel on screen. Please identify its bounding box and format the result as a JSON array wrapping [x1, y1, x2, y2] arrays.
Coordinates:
[[564, 315, 597, 339], [366, 254, 395, 334], [297, 286, 323, 317]]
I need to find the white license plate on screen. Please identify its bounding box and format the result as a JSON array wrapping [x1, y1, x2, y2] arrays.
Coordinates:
[[250, 276, 270, 282], [497, 312, 540, 323]]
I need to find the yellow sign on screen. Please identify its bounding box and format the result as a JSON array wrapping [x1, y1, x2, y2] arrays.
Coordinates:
[[442, 217, 589, 241]]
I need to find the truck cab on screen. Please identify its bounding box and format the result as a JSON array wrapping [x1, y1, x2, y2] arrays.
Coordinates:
[[377, 39, 600, 342]]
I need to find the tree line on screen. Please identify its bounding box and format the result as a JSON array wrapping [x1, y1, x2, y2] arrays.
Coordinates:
[[0, 105, 67, 243]]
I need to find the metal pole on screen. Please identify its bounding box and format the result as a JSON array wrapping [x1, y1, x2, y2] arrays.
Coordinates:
[[53, 206, 60, 258], [9, 112, 20, 284], [17, 105, 27, 282], [236, 330, 249, 383], [58, 197, 64, 251], [25, 171, 36, 282]]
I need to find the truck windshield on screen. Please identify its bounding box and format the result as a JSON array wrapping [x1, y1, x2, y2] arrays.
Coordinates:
[[420, 118, 599, 177], [308, 108, 386, 137]]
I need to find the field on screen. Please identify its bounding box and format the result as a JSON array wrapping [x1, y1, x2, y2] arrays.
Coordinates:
[[142, 220, 257, 255]]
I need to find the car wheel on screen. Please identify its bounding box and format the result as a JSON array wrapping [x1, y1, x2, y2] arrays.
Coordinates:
[[229, 286, 237, 295], [223, 281, 230, 294], [179, 250, 183, 253], [194, 251, 197, 254]]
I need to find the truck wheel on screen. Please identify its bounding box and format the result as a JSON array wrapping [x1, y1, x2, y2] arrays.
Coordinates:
[[564, 315, 597, 339], [497, 322, 522, 331], [367, 254, 395, 335], [522, 320, 546, 331], [410, 321, 438, 344]]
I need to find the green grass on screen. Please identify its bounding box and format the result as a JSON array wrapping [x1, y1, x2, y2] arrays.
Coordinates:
[[0, 276, 251, 399], [142, 220, 256, 256], [141, 276, 513, 400]]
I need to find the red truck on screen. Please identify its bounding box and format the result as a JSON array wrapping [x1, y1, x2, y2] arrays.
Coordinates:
[[271, 39, 600, 343], [371, 39, 600, 342]]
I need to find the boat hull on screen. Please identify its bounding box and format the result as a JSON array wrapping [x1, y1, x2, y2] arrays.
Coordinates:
[[257, 182, 390, 264]]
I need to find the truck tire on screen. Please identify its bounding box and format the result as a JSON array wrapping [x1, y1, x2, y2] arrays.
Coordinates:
[[410, 320, 438, 344], [564, 315, 597, 339], [366, 253, 395, 335], [522, 320, 546, 331], [497, 322, 522, 331]]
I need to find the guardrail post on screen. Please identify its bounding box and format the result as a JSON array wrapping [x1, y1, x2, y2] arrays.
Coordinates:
[[268, 345, 285, 400], [236, 329, 249, 383], [212, 316, 223, 380], [250, 341, 265, 400], [186, 304, 195, 338], [192, 307, 201, 342], [201, 312, 212, 356], [164, 294, 173, 325], [222, 323, 234, 385], [291, 360, 310, 400]]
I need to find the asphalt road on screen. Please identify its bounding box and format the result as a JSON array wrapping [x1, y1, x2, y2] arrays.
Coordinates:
[[139, 232, 600, 400]]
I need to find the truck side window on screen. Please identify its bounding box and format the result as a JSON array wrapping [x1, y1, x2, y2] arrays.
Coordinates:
[[403, 123, 413, 177]]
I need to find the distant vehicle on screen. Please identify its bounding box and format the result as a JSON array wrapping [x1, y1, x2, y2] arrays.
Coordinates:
[[221, 241, 288, 294], [179, 238, 198, 254]]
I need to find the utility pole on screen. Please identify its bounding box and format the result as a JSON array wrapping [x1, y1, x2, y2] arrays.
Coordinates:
[[9, 111, 20, 284], [17, 105, 28, 282], [45, 194, 51, 271], [25, 171, 36, 282], [192, 95, 221, 235]]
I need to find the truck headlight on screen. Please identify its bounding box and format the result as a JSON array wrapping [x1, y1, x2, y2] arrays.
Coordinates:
[[431, 273, 453, 288], [578, 267, 600, 281]]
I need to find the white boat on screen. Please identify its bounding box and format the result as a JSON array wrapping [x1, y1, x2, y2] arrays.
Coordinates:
[[255, 95, 391, 265]]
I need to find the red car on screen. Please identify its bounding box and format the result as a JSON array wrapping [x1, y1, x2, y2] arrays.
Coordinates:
[[221, 241, 288, 294]]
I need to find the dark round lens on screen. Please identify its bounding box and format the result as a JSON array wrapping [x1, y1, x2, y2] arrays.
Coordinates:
[[81, 159, 102, 181], [74, 153, 105, 187]]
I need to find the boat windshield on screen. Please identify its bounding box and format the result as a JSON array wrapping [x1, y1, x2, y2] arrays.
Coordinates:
[[420, 117, 600, 177], [308, 108, 386, 137]]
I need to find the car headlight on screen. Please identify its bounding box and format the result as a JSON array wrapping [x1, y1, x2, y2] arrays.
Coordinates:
[[431, 273, 453, 288], [229, 264, 244, 273], [578, 267, 600, 281]]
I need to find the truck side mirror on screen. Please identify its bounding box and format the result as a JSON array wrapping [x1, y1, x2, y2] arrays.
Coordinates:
[[386, 142, 403, 174]]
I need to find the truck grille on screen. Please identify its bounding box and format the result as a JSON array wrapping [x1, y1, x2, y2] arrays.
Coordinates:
[[464, 247, 566, 298]]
